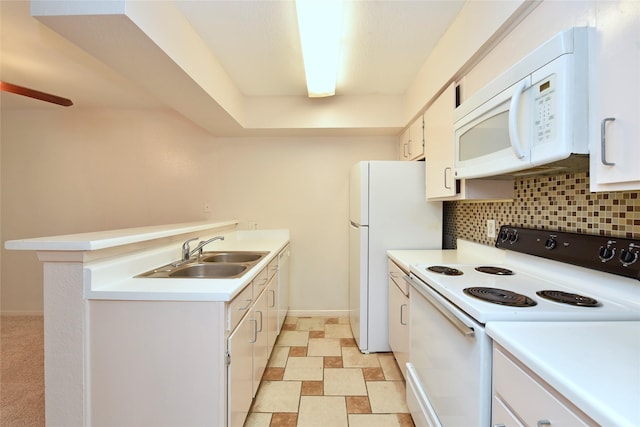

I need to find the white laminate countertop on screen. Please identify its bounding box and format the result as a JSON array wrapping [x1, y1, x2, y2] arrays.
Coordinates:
[[5, 219, 290, 302], [4, 220, 240, 251], [487, 321, 640, 427], [87, 229, 290, 302]]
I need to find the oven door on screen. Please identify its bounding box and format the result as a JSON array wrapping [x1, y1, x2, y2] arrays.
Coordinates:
[[406, 274, 492, 427]]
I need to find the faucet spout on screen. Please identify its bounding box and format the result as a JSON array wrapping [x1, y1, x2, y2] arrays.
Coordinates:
[[189, 236, 225, 259]]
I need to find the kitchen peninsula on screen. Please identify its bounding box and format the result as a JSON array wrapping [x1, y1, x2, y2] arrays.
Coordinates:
[[5, 220, 290, 426]]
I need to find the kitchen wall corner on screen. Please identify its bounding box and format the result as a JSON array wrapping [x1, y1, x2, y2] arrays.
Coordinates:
[[444, 171, 640, 247]]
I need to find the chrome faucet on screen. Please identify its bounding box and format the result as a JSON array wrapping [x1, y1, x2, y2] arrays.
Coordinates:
[[181, 236, 225, 261]]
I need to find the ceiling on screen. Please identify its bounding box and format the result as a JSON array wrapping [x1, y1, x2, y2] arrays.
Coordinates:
[[0, 0, 465, 135]]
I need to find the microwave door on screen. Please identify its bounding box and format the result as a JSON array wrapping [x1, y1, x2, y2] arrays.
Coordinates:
[[454, 77, 532, 179]]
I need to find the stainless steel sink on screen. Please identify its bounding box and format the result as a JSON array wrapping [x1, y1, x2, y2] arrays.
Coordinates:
[[200, 251, 268, 263], [136, 250, 270, 279], [168, 263, 247, 278]]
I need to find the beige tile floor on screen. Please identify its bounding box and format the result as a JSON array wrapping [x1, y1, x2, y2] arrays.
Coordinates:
[[0, 315, 414, 427], [245, 316, 415, 427]]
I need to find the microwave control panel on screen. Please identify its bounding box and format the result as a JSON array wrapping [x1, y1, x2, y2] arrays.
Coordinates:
[[533, 74, 557, 145]]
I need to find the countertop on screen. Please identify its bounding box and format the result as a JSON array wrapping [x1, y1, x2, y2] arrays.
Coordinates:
[[487, 321, 640, 426], [4, 220, 239, 251], [5, 220, 290, 302], [87, 229, 290, 301]]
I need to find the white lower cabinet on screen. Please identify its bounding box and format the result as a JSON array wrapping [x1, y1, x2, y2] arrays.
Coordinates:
[[492, 345, 597, 427], [227, 247, 288, 427], [227, 305, 255, 427], [266, 275, 278, 356], [277, 245, 290, 334], [387, 259, 409, 379]]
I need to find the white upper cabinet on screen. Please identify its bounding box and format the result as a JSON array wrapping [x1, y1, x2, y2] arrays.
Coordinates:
[[425, 83, 456, 198], [590, 0, 640, 192], [399, 115, 425, 161], [424, 82, 514, 201]]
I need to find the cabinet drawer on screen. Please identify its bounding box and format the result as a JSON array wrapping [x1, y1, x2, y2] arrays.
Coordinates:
[[253, 267, 269, 295], [267, 258, 278, 280], [388, 259, 408, 295], [228, 283, 254, 332], [493, 346, 594, 426]]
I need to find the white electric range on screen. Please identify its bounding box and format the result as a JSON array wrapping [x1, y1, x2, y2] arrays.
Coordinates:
[[405, 226, 640, 427]]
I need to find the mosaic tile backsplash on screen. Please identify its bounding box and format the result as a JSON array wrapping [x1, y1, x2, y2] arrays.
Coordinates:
[[444, 172, 640, 248]]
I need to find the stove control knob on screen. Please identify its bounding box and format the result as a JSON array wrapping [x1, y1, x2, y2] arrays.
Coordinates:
[[620, 245, 639, 266], [508, 231, 518, 244], [544, 238, 557, 250], [498, 229, 509, 242], [598, 243, 616, 262]]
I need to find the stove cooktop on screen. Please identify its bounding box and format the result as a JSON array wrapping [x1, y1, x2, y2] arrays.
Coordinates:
[[410, 262, 640, 324]]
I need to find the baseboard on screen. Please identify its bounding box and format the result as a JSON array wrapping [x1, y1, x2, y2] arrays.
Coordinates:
[[287, 309, 349, 318], [0, 311, 44, 317]]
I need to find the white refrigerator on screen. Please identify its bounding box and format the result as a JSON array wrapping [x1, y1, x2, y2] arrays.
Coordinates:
[[349, 161, 442, 353]]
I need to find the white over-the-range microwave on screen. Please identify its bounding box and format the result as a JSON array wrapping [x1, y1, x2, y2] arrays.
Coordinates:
[[454, 27, 590, 179]]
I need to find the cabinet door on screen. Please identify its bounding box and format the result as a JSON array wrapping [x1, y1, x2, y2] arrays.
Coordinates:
[[227, 312, 255, 427], [266, 276, 278, 356], [252, 288, 269, 397], [492, 395, 525, 427], [399, 127, 411, 160], [590, 0, 640, 191], [408, 115, 425, 160], [388, 277, 409, 379], [277, 247, 290, 334], [425, 83, 456, 199]]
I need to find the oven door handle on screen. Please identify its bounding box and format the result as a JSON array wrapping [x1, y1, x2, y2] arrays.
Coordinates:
[[405, 275, 475, 337]]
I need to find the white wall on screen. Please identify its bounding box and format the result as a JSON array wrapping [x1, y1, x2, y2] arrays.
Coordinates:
[[209, 136, 396, 313], [1, 108, 219, 313], [462, 1, 594, 100], [1, 108, 396, 314]]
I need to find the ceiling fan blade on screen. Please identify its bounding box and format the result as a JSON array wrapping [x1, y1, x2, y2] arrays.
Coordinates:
[[1, 81, 73, 107]]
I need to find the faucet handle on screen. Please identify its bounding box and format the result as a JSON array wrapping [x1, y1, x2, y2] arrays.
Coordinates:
[[182, 237, 199, 260]]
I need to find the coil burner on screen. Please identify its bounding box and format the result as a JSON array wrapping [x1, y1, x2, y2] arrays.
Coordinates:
[[536, 290, 601, 307], [427, 266, 463, 276], [463, 287, 537, 307], [475, 266, 514, 275]]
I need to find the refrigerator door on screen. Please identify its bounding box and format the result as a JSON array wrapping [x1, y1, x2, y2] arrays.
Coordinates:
[[349, 220, 368, 350], [349, 161, 369, 226]]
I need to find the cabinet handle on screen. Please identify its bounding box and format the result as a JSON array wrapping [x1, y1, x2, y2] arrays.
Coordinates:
[[400, 303, 408, 325], [269, 289, 276, 308], [444, 167, 452, 189], [601, 117, 616, 165], [249, 319, 257, 343], [404, 143, 409, 158], [537, 420, 551, 427], [238, 298, 252, 311], [256, 310, 264, 332]]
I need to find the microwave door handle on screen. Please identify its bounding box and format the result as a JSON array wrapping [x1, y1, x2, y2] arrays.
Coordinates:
[[508, 79, 528, 159]]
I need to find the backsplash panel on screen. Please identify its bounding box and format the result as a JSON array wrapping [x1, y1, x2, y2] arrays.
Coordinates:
[[444, 172, 640, 247]]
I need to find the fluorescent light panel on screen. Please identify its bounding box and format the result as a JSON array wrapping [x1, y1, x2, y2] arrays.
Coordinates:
[[295, 0, 343, 98]]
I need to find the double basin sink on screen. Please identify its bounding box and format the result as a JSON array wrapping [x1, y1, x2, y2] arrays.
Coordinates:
[[137, 251, 269, 279]]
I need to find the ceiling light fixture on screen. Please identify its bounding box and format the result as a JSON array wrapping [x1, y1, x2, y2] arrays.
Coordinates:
[[295, 0, 343, 98]]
